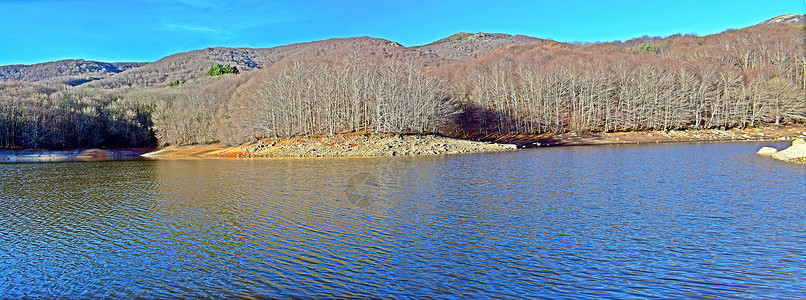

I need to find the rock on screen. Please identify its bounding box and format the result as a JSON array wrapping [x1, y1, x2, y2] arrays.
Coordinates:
[[771, 140, 806, 163], [756, 147, 778, 156], [148, 133, 517, 159]]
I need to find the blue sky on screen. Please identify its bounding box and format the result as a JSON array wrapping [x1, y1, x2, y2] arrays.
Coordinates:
[[2, 0, 803, 65]]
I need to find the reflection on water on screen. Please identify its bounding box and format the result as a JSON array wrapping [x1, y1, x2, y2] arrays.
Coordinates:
[[1, 141, 804, 298]]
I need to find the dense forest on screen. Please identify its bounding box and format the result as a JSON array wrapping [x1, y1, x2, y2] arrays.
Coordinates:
[[0, 82, 157, 149], [0, 17, 804, 149], [450, 24, 805, 134]]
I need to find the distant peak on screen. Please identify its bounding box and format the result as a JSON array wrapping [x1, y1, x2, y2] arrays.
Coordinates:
[[448, 32, 473, 38], [759, 14, 805, 26], [423, 32, 508, 47], [447, 32, 492, 40]]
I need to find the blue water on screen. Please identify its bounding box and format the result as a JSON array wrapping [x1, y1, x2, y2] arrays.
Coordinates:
[[1, 141, 804, 298]]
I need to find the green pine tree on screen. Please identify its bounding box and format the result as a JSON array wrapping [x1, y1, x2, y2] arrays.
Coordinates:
[[207, 64, 239, 76]]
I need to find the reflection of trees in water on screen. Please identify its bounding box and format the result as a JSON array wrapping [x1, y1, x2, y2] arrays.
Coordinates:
[[0, 160, 161, 237], [149, 158, 405, 295], [345, 172, 380, 207]]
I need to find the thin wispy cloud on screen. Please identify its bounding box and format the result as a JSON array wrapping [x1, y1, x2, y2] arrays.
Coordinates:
[[154, 1, 300, 47], [160, 22, 226, 35], [157, 15, 295, 46]]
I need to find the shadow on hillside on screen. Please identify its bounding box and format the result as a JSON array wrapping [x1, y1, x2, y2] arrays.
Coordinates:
[[442, 104, 608, 148], [1, 108, 157, 150]]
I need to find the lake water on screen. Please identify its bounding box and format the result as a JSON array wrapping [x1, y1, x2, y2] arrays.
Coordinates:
[[1, 141, 804, 298]]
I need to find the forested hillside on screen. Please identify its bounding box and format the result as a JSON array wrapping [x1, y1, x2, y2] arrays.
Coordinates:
[[0, 82, 157, 149], [0, 60, 145, 86], [415, 32, 552, 60], [83, 37, 444, 88], [444, 24, 805, 134], [1, 37, 436, 88], [0, 15, 803, 149]]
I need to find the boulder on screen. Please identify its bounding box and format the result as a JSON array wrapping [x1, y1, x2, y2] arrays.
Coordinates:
[[756, 147, 778, 156], [771, 140, 806, 163]]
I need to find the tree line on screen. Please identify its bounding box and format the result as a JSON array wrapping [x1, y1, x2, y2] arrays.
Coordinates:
[[448, 44, 803, 134], [155, 58, 454, 145], [0, 83, 159, 149]]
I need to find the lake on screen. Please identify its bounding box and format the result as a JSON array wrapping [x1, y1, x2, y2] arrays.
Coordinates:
[[1, 141, 804, 298]]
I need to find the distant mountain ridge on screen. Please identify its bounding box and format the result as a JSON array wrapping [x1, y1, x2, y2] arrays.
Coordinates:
[[0, 60, 145, 86], [82, 36, 451, 88], [758, 14, 805, 26], [2, 14, 802, 88], [415, 32, 555, 60], [84, 37, 414, 88]]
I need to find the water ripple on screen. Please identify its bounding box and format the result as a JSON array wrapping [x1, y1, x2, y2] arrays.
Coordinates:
[[0, 142, 804, 298]]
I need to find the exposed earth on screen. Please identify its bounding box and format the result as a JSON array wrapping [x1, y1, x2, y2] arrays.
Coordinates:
[[143, 133, 517, 158]]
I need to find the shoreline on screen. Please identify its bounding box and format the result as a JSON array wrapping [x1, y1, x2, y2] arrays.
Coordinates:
[[0, 148, 150, 163], [144, 125, 805, 159], [143, 133, 518, 159], [2, 126, 804, 162], [456, 125, 806, 148]]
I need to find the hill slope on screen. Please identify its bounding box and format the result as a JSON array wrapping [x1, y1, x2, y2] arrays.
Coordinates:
[[0, 60, 145, 86], [85, 37, 451, 88], [757, 14, 805, 26], [415, 32, 558, 60]]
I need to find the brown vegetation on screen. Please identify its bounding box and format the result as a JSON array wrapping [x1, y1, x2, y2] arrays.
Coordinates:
[[0, 82, 157, 149], [442, 24, 805, 136], [154, 56, 455, 145], [85, 37, 400, 88], [415, 32, 552, 60], [0, 60, 144, 86]]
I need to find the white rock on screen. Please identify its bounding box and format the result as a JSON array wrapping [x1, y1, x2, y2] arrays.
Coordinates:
[[772, 142, 806, 162], [756, 147, 778, 156]]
